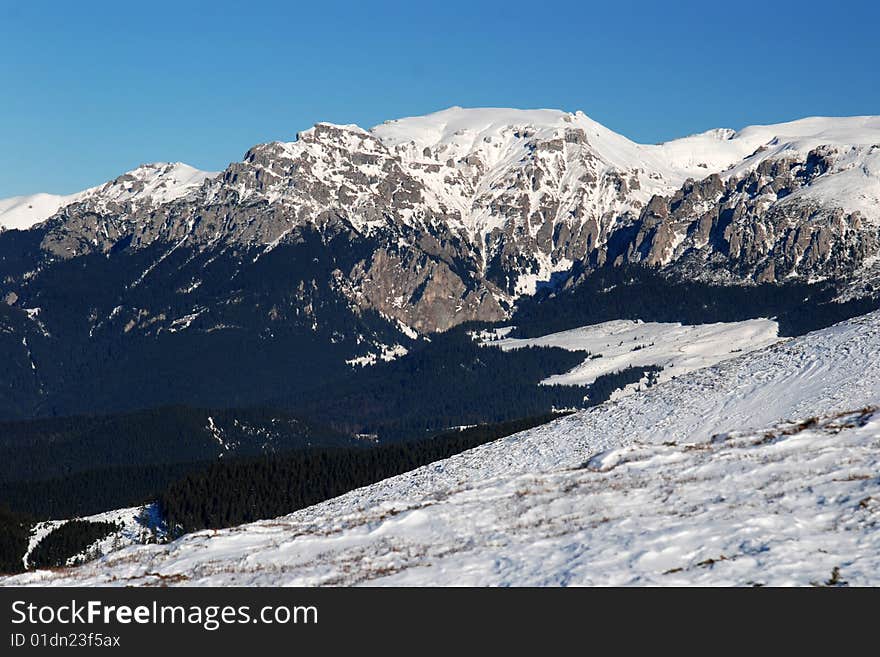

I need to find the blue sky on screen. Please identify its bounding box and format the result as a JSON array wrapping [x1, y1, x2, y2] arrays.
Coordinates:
[[1, 0, 878, 196]]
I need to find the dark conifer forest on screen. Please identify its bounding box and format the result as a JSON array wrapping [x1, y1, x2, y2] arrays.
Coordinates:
[[27, 520, 120, 570], [0, 506, 31, 574], [510, 265, 880, 338], [286, 330, 591, 440], [158, 413, 565, 533]]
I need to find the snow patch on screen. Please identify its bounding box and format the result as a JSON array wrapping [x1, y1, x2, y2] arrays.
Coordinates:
[[346, 344, 409, 368], [484, 318, 780, 392]]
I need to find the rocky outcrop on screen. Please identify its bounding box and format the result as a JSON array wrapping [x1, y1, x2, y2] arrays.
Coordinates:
[[620, 148, 880, 285]]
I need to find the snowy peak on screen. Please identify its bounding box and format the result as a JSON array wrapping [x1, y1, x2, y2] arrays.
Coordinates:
[[0, 192, 85, 231], [5, 108, 880, 331], [216, 121, 431, 229], [93, 162, 218, 207], [71, 162, 220, 215], [372, 106, 663, 186], [369, 107, 679, 259], [372, 106, 589, 150], [0, 162, 218, 231], [298, 121, 373, 141]]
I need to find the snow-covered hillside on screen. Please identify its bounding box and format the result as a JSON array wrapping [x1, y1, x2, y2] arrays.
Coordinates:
[[478, 318, 780, 391], [0, 163, 217, 231], [4, 310, 880, 586], [0, 192, 86, 231], [22, 505, 163, 570]]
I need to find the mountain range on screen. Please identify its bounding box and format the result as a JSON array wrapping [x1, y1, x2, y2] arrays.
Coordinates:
[[2, 107, 880, 584], [1, 107, 879, 421], [4, 108, 880, 326]]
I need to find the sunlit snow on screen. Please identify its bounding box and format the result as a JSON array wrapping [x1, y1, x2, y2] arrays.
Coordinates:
[[480, 318, 780, 391]]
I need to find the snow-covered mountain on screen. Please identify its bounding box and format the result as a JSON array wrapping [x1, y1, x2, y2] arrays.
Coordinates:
[[5, 310, 880, 586], [0, 162, 218, 231], [373, 110, 880, 297], [4, 109, 879, 333], [0, 192, 84, 232]]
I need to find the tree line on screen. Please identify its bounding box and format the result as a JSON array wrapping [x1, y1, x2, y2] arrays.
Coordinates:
[[159, 413, 565, 533], [0, 510, 119, 575], [510, 265, 880, 339]]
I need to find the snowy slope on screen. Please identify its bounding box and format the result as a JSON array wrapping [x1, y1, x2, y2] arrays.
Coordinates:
[[0, 192, 87, 231], [22, 504, 163, 570], [0, 163, 218, 231], [722, 116, 880, 220], [84, 162, 218, 208], [373, 108, 880, 221], [479, 318, 780, 392], [4, 310, 880, 586]]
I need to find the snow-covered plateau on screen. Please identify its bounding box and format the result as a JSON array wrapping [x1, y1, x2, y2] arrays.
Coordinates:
[[4, 310, 879, 586], [478, 318, 780, 392]]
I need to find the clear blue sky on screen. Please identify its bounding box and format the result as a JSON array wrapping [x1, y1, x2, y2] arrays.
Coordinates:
[[1, 0, 878, 197]]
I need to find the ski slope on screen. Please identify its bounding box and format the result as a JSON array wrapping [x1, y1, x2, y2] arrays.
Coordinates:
[[4, 310, 879, 586]]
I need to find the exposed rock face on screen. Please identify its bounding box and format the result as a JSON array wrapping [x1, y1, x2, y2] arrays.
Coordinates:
[[620, 147, 880, 285], [7, 108, 880, 334], [346, 247, 506, 333]]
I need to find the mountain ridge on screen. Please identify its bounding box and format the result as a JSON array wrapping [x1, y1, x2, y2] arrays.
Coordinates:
[[5, 108, 877, 329], [7, 108, 879, 234], [0, 107, 878, 421], [0, 162, 219, 232]]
